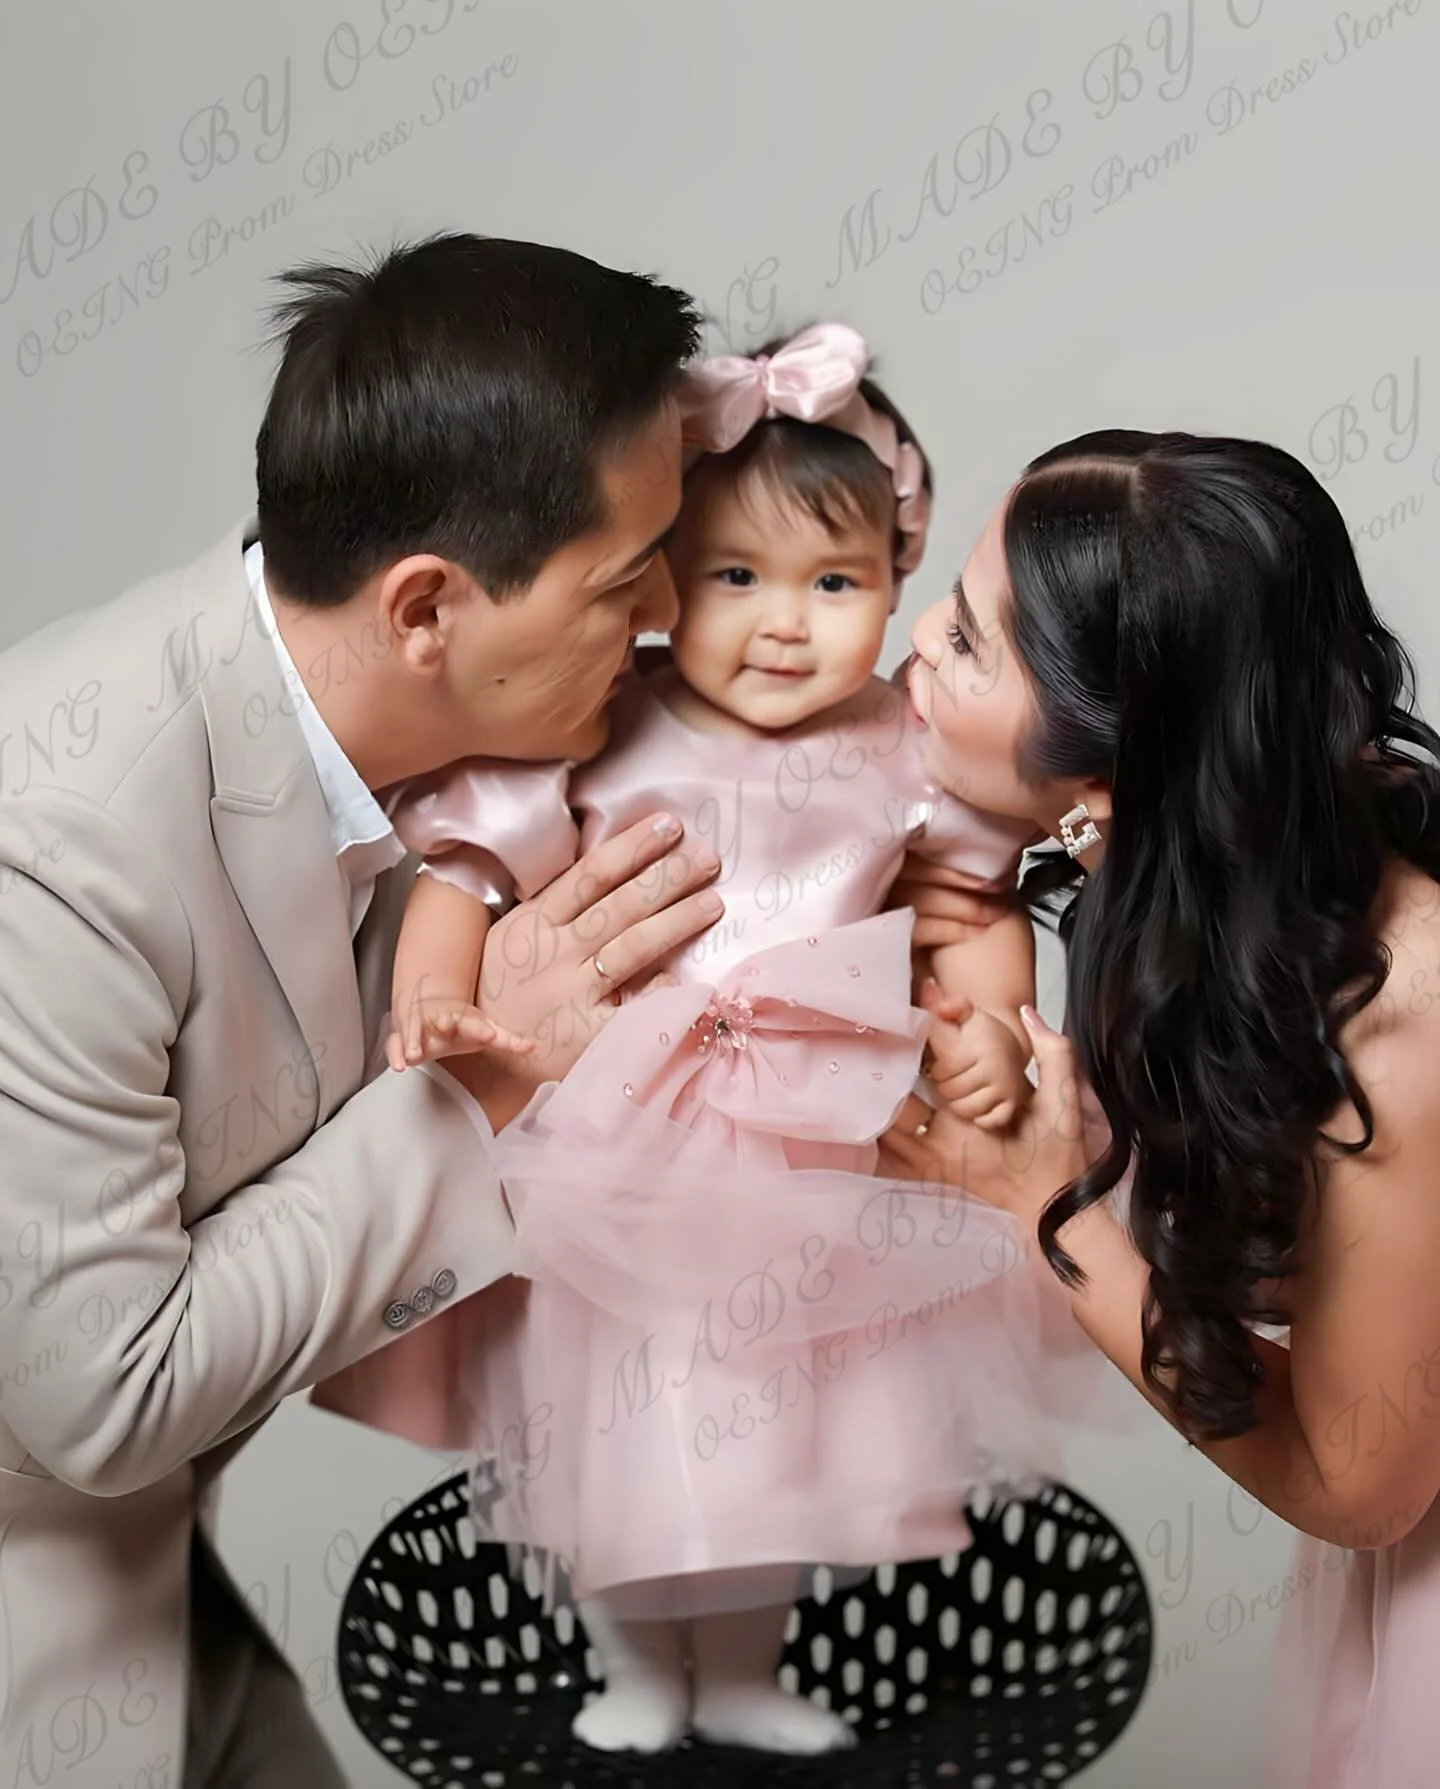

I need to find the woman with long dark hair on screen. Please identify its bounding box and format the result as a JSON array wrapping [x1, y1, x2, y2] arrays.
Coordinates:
[[883, 429, 1440, 1787]]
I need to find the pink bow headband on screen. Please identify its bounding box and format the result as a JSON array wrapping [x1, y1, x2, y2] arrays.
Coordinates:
[[675, 322, 932, 589]]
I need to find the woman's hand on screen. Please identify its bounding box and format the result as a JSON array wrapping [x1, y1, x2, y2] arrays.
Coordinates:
[[442, 813, 721, 1125], [888, 853, 1015, 948], [882, 1005, 1094, 1235]]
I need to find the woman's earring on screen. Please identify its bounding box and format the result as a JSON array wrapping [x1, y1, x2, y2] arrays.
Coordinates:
[[1058, 802, 1102, 858]]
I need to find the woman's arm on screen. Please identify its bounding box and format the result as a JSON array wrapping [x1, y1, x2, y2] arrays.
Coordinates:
[[1011, 1196, 1348, 1537], [884, 990, 1440, 1550]]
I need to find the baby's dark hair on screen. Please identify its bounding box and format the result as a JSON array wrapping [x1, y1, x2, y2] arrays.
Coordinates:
[[690, 330, 933, 573]]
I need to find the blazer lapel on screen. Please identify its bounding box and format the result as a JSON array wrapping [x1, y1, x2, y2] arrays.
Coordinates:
[[190, 521, 364, 1125]]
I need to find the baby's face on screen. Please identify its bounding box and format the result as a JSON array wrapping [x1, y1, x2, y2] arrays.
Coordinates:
[[666, 469, 895, 732]]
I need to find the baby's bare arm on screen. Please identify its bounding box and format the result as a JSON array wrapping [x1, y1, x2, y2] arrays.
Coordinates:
[[393, 869, 493, 1019], [926, 906, 1036, 1050], [387, 869, 521, 1069], [919, 909, 1037, 1131]]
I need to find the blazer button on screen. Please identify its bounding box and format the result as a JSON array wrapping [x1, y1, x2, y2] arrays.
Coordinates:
[[411, 1285, 436, 1315], [383, 1300, 412, 1330], [432, 1268, 457, 1300]]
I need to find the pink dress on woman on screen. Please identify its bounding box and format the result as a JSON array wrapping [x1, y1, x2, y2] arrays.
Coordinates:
[[1261, 1314, 1440, 1789], [318, 670, 1111, 1613]]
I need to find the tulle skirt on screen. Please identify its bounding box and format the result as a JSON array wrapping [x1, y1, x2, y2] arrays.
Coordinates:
[[465, 913, 1118, 1616]]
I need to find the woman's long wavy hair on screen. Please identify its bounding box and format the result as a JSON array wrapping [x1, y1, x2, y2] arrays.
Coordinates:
[[1005, 431, 1440, 1441]]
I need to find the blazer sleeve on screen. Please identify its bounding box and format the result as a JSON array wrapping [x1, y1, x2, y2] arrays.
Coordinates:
[[0, 795, 515, 1497]]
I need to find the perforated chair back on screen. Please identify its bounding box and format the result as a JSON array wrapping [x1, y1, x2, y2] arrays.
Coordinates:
[[336, 1475, 1153, 1787]]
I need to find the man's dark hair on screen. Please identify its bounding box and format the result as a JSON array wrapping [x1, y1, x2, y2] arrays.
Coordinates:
[[254, 233, 702, 605]]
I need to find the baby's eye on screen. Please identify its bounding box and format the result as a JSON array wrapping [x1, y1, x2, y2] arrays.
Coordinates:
[[716, 567, 757, 587], [816, 573, 856, 594]]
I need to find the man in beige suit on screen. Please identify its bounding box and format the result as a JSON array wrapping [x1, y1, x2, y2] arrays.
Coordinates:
[[0, 234, 724, 1785]]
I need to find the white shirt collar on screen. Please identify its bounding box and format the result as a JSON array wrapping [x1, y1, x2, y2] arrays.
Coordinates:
[[245, 540, 400, 858], [245, 541, 405, 936]]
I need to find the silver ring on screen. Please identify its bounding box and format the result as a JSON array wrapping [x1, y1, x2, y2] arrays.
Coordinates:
[[593, 954, 612, 985], [914, 1120, 930, 1139]]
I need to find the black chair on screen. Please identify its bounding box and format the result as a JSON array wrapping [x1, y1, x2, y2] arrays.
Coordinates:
[[336, 1474, 1153, 1788]]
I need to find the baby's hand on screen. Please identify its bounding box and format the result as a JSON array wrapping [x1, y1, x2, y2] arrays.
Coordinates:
[[925, 999, 1033, 1133], [386, 988, 537, 1073]]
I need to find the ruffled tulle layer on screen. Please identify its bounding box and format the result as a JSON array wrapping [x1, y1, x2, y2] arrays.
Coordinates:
[[468, 1076, 1117, 1616], [316, 912, 1128, 1620]]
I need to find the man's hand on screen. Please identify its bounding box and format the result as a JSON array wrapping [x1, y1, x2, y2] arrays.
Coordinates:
[[440, 812, 722, 1128]]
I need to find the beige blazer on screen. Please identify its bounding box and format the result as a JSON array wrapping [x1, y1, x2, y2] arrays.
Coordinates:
[[0, 521, 515, 1781]]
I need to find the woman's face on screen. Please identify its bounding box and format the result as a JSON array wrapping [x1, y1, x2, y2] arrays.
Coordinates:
[[907, 491, 1108, 841], [906, 494, 1038, 821]]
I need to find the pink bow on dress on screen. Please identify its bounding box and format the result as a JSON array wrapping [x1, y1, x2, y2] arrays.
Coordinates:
[[494, 910, 1006, 1352], [676, 322, 932, 579], [540, 910, 927, 1155]]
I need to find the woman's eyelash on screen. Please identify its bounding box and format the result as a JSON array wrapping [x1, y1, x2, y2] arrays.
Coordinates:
[[946, 618, 973, 656]]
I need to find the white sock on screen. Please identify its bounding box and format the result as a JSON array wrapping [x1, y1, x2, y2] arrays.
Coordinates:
[[572, 1596, 689, 1754], [690, 1583, 856, 1756]]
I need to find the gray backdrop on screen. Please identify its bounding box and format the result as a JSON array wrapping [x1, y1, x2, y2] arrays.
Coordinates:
[[2, 0, 1435, 1781]]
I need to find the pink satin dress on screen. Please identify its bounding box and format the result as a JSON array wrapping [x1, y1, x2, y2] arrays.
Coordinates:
[[319, 672, 1108, 1613]]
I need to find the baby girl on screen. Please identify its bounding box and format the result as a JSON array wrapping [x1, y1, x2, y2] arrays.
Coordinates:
[[323, 324, 1098, 1757]]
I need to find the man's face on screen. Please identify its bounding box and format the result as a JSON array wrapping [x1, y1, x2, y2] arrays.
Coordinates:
[[435, 401, 683, 763]]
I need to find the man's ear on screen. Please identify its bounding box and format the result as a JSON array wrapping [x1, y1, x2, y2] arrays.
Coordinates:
[[376, 556, 471, 673]]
